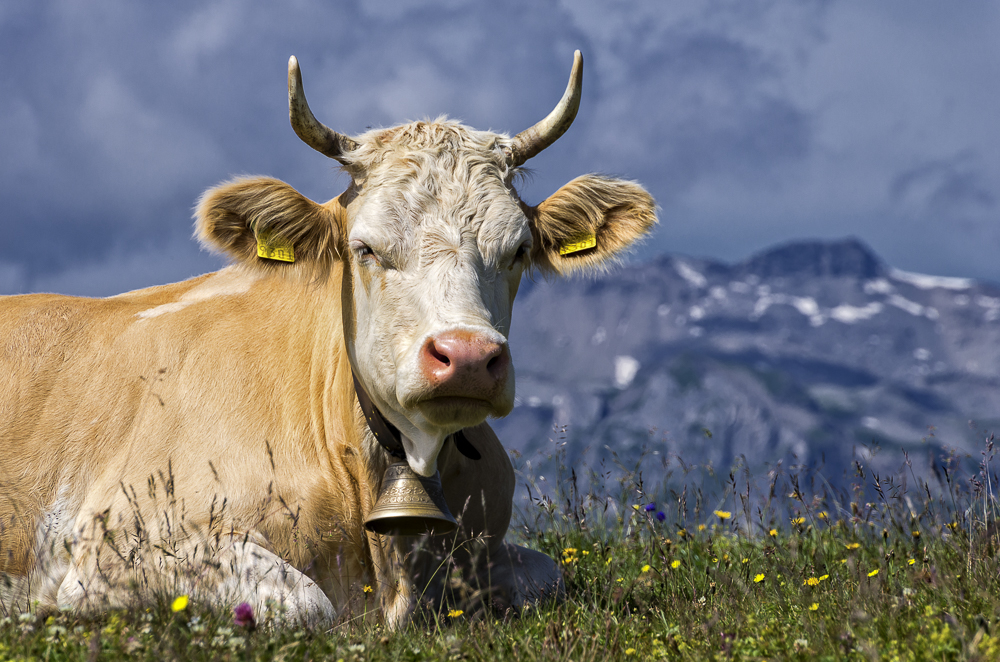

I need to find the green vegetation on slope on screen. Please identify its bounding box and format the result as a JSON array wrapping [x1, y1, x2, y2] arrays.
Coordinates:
[[2, 436, 999, 661]]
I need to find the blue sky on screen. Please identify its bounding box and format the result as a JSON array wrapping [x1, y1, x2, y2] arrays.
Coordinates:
[[2, 0, 998, 296]]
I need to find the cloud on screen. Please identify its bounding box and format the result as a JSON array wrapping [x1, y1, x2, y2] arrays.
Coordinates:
[[1, 0, 1000, 297], [27, 235, 223, 298], [170, 0, 248, 75], [77, 72, 225, 207], [891, 152, 996, 220]]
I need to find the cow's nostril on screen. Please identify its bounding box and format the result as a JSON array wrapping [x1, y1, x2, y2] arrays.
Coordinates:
[[428, 341, 450, 366], [486, 345, 509, 381]]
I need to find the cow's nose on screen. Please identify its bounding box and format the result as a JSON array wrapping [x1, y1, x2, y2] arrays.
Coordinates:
[[420, 330, 509, 394]]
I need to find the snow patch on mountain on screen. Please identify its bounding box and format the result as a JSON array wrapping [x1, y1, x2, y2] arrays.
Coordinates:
[[674, 260, 707, 288], [614, 355, 640, 388], [891, 269, 972, 291], [888, 294, 925, 316], [830, 301, 883, 323]]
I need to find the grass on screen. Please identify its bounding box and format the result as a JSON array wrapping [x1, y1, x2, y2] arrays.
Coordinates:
[[2, 432, 999, 661]]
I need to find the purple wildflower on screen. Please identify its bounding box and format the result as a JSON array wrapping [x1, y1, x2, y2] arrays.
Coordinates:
[[233, 602, 256, 629], [656, 511, 666, 522], [644, 503, 657, 512]]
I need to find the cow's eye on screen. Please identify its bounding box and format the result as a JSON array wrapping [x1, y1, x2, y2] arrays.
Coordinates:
[[351, 241, 378, 265], [510, 241, 531, 268]]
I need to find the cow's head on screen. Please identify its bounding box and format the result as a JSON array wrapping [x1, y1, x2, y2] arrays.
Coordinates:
[[197, 52, 656, 477]]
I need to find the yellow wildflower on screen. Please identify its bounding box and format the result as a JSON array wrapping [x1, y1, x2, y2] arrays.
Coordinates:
[[677, 529, 687, 538], [606, 556, 612, 565], [616, 577, 624, 583], [671, 560, 681, 569], [714, 510, 732, 520], [563, 548, 577, 555], [845, 542, 860, 550], [447, 609, 464, 618], [818, 511, 828, 520], [363, 584, 373, 594], [741, 558, 749, 564], [819, 574, 829, 581], [809, 603, 819, 611], [908, 558, 915, 565], [582, 550, 590, 556], [791, 517, 805, 525], [698, 524, 706, 532], [171, 595, 188, 612], [769, 529, 778, 537], [642, 565, 651, 573], [804, 577, 820, 586], [754, 573, 765, 583], [912, 530, 921, 538], [625, 649, 636, 656], [868, 569, 879, 577]]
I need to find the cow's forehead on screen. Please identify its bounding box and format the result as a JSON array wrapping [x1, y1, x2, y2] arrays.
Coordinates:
[[345, 119, 530, 265], [344, 118, 511, 175]]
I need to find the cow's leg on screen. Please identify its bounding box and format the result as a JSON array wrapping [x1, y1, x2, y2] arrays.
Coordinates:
[[417, 423, 564, 613], [56, 535, 335, 627], [478, 542, 564, 610], [361, 532, 418, 629], [211, 539, 337, 626]]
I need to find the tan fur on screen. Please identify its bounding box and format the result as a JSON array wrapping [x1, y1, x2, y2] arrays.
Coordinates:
[[0, 116, 654, 624], [528, 175, 658, 275], [195, 177, 345, 281]]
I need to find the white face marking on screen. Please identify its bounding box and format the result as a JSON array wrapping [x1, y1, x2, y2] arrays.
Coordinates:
[[136, 268, 258, 319], [344, 138, 532, 477]]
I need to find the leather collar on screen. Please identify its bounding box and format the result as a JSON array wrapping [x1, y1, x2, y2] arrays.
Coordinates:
[[352, 370, 481, 461]]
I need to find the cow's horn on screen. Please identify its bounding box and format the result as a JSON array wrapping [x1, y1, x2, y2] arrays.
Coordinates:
[[507, 50, 583, 168], [288, 56, 358, 162]]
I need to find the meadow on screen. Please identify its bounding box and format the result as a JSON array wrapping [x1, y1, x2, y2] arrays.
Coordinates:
[[1, 431, 998, 661]]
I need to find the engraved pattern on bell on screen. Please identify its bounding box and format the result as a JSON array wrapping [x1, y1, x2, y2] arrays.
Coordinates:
[[364, 461, 458, 536]]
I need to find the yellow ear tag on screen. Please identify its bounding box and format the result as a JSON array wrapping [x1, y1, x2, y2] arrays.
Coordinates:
[[256, 230, 295, 263], [558, 232, 597, 256]]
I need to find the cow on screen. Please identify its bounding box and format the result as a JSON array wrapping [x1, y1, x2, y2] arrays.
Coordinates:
[[0, 51, 656, 627]]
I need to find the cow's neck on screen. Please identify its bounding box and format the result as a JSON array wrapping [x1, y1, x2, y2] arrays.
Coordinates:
[[350, 370, 481, 465], [351, 370, 406, 460]]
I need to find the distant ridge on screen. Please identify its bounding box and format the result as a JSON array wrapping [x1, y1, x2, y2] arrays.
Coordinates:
[[737, 237, 884, 279], [500, 237, 1000, 491]]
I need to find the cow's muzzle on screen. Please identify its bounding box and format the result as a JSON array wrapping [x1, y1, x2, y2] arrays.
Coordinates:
[[416, 329, 511, 415]]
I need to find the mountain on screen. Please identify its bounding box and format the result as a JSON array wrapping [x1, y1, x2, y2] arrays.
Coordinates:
[[496, 238, 1000, 488]]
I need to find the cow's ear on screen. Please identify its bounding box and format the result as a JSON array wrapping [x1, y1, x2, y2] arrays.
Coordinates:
[[527, 174, 657, 275], [195, 177, 344, 276]]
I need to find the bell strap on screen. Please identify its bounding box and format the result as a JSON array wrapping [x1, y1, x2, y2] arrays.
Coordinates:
[[452, 429, 482, 460], [351, 370, 480, 461]]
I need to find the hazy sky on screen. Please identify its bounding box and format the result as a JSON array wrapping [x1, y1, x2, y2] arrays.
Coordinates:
[[2, 1, 998, 296]]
